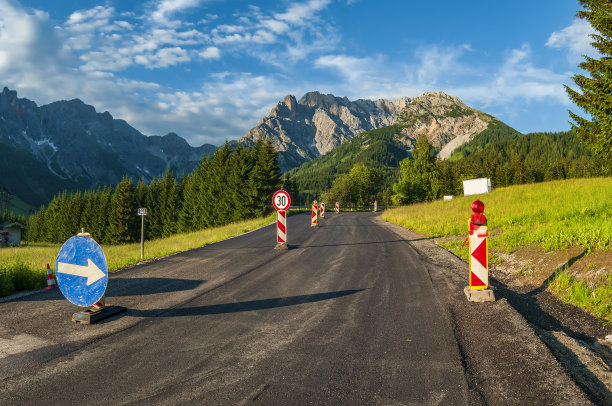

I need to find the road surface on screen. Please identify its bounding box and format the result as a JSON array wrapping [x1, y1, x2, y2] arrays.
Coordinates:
[[0, 212, 591, 405]]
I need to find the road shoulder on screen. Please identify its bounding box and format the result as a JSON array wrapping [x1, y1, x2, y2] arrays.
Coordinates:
[[379, 216, 593, 405]]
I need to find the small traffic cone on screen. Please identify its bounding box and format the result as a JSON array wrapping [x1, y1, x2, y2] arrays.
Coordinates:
[[92, 295, 105, 310], [45, 264, 57, 290]]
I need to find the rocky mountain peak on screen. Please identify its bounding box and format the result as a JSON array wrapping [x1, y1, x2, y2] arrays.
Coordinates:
[[393, 91, 492, 159], [0, 87, 216, 206], [242, 90, 498, 171], [1, 86, 17, 100], [283, 95, 298, 111], [298, 91, 350, 108], [242, 92, 407, 171]]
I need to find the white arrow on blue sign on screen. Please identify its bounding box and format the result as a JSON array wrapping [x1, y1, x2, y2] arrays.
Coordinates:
[[55, 235, 108, 307]]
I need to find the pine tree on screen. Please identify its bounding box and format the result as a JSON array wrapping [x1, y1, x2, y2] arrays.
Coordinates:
[[249, 140, 281, 216], [160, 169, 179, 237], [210, 142, 233, 225], [178, 172, 198, 232], [26, 206, 45, 242], [79, 190, 97, 234], [107, 176, 136, 244], [565, 0, 612, 174], [92, 187, 112, 242], [281, 174, 299, 205], [226, 144, 254, 221], [195, 157, 214, 230], [146, 177, 162, 239]]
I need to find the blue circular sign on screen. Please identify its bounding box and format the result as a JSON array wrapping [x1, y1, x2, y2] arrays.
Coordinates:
[[55, 235, 108, 307]]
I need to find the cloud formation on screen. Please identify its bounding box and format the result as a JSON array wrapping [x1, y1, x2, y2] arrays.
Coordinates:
[[546, 18, 597, 61], [0, 0, 586, 145]]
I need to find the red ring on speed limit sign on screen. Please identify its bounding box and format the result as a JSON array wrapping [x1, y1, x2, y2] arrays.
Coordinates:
[[272, 190, 291, 211]]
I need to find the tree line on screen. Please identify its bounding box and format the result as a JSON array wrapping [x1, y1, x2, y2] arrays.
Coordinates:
[[301, 129, 605, 208], [392, 131, 605, 205], [26, 140, 281, 244]]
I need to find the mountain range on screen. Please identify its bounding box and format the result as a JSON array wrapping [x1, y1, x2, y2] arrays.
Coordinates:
[[1, 86, 513, 210], [241, 91, 497, 171], [0, 87, 216, 207]]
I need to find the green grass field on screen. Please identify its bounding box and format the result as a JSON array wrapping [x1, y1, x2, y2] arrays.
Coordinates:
[[0, 214, 275, 298], [383, 177, 612, 320]]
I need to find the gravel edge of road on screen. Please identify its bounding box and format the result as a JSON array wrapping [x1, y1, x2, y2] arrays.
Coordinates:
[[378, 216, 594, 406]]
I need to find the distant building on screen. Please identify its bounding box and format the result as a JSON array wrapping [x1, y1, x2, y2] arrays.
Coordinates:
[[0, 222, 27, 246], [462, 178, 491, 196]]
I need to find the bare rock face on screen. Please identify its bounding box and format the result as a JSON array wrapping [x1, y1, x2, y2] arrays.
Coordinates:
[[241, 91, 409, 171], [393, 91, 492, 159], [242, 90, 494, 171]]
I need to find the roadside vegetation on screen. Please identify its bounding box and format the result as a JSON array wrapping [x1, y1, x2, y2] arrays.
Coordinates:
[[0, 214, 274, 298], [25, 139, 280, 245], [383, 177, 612, 320]]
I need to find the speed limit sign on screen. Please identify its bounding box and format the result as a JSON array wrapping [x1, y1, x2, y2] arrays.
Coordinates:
[[272, 190, 291, 211]]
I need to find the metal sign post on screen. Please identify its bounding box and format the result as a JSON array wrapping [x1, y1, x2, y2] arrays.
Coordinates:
[[138, 208, 148, 259]]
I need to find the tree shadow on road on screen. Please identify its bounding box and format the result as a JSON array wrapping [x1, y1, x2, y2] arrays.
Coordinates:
[[9, 277, 205, 302], [130, 289, 366, 318]]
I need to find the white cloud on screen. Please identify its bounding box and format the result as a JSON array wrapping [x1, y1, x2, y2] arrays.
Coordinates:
[[0, 0, 579, 146], [314, 54, 378, 82], [274, 0, 331, 25], [199, 46, 220, 59], [66, 5, 115, 29], [260, 19, 290, 35], [546, 18, 597, 61], [415, 45, 470, 86], [135, 46, 191, 68], [150, 0, 204, 26]]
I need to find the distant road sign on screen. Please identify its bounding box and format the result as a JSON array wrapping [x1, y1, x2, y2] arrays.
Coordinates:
[[138, 208, 148, 216], [56, 235, 108, 307], [272, 190, 291, 211]]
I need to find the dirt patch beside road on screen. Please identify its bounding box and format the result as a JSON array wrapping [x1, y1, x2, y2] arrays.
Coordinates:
[[428, 230, 612, 405], [488, 246, 612, 405]]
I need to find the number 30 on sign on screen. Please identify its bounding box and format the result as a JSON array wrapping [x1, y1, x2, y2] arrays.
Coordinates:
[[272, 190, 291, 211]]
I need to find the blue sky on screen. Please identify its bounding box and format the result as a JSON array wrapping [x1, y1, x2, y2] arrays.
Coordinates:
[[0, 0, 597, 147]]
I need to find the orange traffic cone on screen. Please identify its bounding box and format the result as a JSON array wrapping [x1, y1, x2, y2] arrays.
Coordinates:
[[45, 264, 56, 290]]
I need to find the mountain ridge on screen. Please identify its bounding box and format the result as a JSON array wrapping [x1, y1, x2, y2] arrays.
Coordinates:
[[241, 91, 410, 171], [0, 87, 216, 207], [241, 90, 499, 172]]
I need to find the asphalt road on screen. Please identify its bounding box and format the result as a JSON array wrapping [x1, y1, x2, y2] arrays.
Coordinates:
[[0, 212, 592, 405]]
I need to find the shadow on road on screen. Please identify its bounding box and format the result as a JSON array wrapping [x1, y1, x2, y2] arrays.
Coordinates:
[[11, 277, 206, 302], [130, 289, 366, 318]]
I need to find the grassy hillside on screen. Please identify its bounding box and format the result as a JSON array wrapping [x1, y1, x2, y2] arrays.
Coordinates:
[[448, 120, 522, 161], [287, 124, 410, 203], [5, 194, 36, 218], [0, 139, 86, 208], [383, 177, 612, 320]]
